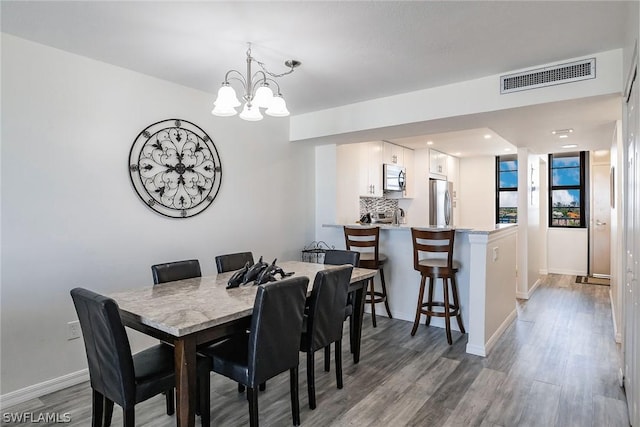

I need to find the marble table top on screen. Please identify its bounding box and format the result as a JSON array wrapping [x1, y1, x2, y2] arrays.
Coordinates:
[[109, 261, 376, 337]]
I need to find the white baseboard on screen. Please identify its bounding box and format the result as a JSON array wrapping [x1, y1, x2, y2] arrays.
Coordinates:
[[547, 268, 587, 276], [516, 278, 542, 300], [365, 308, 462, 332], [465, 344, 486, 357], [539, 269, 548, 275], [609, 289, 623, 344], [0, 369, 88, 410], [483, 308, 517, 356]]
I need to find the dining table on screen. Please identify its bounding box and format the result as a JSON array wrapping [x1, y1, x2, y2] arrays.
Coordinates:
[[109, 260, 377, 427]]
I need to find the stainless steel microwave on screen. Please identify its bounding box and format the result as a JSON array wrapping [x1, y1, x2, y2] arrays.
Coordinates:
[[383, 163, 406, 192]]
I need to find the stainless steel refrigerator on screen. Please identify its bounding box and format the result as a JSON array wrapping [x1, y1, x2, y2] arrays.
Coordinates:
[[429, 179, 454, 227]]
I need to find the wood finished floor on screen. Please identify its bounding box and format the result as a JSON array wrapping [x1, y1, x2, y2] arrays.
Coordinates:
[[2, 274, 630, 426]]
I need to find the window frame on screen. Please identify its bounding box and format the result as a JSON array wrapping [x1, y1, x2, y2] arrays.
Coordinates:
[[495, 154, 518, 224], [548, 151, 587, 228]]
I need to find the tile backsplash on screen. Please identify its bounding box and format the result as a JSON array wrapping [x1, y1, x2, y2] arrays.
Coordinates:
[[360, 197, 399, 216]]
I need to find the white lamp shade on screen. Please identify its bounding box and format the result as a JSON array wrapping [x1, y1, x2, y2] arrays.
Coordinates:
[[211, 103, 238, 117], [265, 95, 290, 117], [214, 85, 241, 108], [239, 103, 263, 121], [252, 85, 274, 108]]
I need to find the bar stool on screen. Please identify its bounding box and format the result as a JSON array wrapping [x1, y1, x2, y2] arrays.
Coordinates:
[[410, 228, 465, 344], [344, 226, 392, 327]]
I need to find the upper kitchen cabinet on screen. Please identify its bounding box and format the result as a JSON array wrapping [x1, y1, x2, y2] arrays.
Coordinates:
[[403, 147, 415, 198], [364, 141, 384, 197], [383, 142, 404, 166], [429, 149, 448, 177]]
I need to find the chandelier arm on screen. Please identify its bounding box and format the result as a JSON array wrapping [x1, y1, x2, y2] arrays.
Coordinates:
[[223, 70, 246, 87], [265, 78, 283, 95], [250, 71, 268, 93]]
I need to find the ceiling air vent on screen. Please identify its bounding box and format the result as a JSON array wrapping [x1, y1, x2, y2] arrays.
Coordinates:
[[500, 58, 595, 94]]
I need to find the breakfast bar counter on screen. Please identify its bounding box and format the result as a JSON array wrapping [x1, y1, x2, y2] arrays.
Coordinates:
[[320, 223, 518, 357]]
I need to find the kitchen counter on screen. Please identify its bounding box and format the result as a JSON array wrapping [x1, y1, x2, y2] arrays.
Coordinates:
[[318, 223, 518, 357]]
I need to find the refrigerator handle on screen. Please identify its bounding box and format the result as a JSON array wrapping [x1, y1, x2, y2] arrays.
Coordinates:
[[444, 189, 451, 226]]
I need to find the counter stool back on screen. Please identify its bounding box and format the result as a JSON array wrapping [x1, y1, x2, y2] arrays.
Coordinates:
[[343, 226, 392, 327], [410, 228, 465, 344]]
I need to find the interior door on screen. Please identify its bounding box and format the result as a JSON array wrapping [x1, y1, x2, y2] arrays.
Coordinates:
[[623, 67, 639, 427], [590, 162, 611, 277]]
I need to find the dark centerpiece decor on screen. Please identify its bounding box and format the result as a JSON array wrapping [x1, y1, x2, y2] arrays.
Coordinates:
[[226, 256, 294, 289]]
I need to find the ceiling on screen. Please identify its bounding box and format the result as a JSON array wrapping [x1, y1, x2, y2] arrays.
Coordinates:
[[1, 1, 631, 156]]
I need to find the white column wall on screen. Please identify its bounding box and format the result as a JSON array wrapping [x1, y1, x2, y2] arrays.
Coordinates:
[[1, 35, 316, 397]]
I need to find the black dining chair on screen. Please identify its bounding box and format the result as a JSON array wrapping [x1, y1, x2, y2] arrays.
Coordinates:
[[215, 252, 255, 274], [215, 251, 264, 394], [150, 258, 203, 411], [300, 265, 353, 410], [198, 276, 309, 427], [323, 250, 360, 369], [70, 287, 211, 427], [151, 259, 201, 285]]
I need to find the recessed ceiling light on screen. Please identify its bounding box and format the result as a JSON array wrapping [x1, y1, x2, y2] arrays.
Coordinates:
[[484, 134, 492, 139], [504, 148, 511, 152], [552, 128, 574, 135], [561, 144, 578, 149], [558, 134, 569, 139], [426, 141, 434, 145]]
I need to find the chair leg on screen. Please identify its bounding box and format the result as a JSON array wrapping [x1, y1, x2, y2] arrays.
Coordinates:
[[123, 408, 135, 427], [307, 351, 316, 410], [165, 388, 175, 415], [290, 367, 301, 426], [369, 277, 377, 328], [335, 339, 343, 389], [103, 398, 114, 427], [411, 275, 427, 336], [247, 387, 259, 427], [324, 345, 331, 372], [91, 390, 104, 427], [443, 277, 453, 345], [425, 275, 435, 326], [451, 274, 466, 334], [379, 267, 392, 318]]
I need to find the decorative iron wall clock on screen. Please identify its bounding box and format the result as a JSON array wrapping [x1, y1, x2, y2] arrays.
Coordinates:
[[129, 119, 222, 218]]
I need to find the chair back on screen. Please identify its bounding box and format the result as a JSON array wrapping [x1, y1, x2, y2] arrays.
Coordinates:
[[411, 228, 456, 272], [247, 276, 309, 386], [304, 266, 353, 352], [151, 259, 201, 284], [215, 252, 255, 273], [343, 226, 380, 267], [70, 288, 135, 408], [324, 249, 360, 267]]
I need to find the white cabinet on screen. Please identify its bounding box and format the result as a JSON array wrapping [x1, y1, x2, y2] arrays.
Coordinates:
[[403, 147, 415, 198], [383, 142, 404, 166], [360, 141, 383, 197], [430, 149, 448, 177]]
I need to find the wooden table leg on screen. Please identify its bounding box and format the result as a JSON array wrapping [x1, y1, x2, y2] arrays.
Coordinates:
[[350, 281, 367, 364], [174, 336, 197, 427]]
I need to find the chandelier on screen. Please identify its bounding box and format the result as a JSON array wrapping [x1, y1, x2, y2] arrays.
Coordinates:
[[211, 44, 301, 121]]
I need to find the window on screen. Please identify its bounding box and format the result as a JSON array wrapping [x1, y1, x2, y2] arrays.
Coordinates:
[[496, 155, 518, 223], [548, 151, 587, 228]]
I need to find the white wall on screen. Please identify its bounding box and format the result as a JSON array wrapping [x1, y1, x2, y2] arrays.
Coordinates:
[[1, 35, 316, 396], [547, 229, 589, 275], [458, 156, 495, 228]]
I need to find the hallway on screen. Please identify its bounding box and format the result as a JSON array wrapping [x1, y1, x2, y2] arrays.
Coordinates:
[[1, 274, 630, 426]]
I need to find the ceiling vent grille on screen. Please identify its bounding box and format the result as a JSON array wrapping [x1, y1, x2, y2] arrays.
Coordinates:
[[500, 58, 595, 94]]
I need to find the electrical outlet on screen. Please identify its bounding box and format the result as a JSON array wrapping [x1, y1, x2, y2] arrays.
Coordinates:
[[492, 247, 499, 262], [67, 320, 81, 340]]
